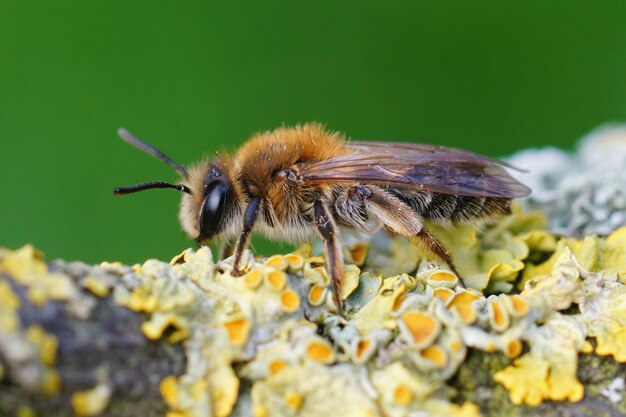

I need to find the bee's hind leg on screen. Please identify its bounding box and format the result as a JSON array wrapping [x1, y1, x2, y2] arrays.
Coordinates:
[[415, 227, 465, 287]]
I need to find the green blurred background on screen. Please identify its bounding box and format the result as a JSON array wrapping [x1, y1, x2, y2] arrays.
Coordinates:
[[1, 1, 626, 265]]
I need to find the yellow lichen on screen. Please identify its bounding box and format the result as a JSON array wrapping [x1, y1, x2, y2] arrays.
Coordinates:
[[284, 392, 303, 411], [292, 243, 313, 258], [81, 275, 109, 298], [501, 294, 528, 317], [391, 293, 408, 312], [160, 375, 179, 408], [348, 242, 369, 266], [303, 263, 330, 287], [243, 268, 264, 288], [356, 338, 372, 359], [307, 285, 327, 306], [268, 360, 287, 375], [265, 270, 287, 291], [0, 280, 20, 332], [592, 321, 626, 362], [26, 325, 58, 366], [252, 363, 379, 416], [141, 312, 188, 342], [494, 355, 551, 406], [2, 197, 625, 415], [521, 227, 626, 287], [427, 270, 459, 288], [350, 277, 410, 333], [447, 290, 481, 324], [160, 376, 213, 417], [306, 339, 335, 364], [280, 289, 300, 312], [71, 383, 112, 417], [0, 245, 76, 306], [494, 353, 584, 406], [506, 340, 523, 358], [253, 405, 269, 417], [432, 287, 454, 303], [488, 298, 510, 331], [223, 318, 251, 346], [420, 345, 447, 368], [348, 336, 377, 365], [340, 264, 360, 300], [393, 385, 413, 405], [399, 311, 440, 349], [284, 254, 305, 272], [371, 362, 480, 416], [264, 255, 288, 271], [169, 249, 193, 265]]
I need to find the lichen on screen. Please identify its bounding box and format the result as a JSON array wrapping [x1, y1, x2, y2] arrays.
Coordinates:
[[71, 383, 113, 417], [0, 247, 65, 396], [2, 200, 626, 415], [508, 124, 626, 237]]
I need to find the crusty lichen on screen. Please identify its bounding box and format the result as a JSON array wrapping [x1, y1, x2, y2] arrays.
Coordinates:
[[2, 209, 626, 417], [508, 124, 626, 237]]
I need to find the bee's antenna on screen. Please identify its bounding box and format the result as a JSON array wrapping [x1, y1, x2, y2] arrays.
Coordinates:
[[114, 181, 191, 195], [118, 128, 189, 179]]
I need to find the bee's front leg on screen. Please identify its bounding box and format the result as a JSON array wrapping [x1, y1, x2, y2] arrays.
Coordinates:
[[313, 200, 344, 312], [232, 197, 261, 277]]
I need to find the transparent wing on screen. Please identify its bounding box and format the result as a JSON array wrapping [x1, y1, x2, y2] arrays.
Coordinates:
[[298, 141, 531, 198]]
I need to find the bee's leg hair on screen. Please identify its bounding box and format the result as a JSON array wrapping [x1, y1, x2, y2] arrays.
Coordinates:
[[313, 200, 344, 312]]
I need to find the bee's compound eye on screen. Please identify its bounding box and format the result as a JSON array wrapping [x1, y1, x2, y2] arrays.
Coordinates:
[[199, 183, 228, 241]]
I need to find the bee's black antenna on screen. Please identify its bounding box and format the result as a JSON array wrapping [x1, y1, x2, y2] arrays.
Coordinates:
[[114, 181, 191, 195], [118, 128, 189, 179]]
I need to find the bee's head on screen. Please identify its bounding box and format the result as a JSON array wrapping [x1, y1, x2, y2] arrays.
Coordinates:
[[179, 161, 238, 243], [114, 128, 238, 243]]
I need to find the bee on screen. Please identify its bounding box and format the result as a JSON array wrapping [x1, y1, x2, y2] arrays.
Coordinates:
[[114, 123, 530, 310]]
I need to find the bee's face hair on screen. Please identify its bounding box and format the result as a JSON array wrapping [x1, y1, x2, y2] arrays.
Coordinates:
[[179, 158, 241, 242]]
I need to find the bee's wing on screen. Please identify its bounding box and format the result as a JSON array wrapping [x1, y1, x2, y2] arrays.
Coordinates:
[[298, 141, 531, 198]]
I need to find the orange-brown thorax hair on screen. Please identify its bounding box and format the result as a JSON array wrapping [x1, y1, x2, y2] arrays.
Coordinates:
[[234, 123, 346, 195]]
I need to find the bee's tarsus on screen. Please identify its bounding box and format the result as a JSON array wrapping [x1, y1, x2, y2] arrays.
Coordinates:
[[415, 226, 459, 274]]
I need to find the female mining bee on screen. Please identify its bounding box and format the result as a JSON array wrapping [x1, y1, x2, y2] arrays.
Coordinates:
[[114, 123, 530, 310]]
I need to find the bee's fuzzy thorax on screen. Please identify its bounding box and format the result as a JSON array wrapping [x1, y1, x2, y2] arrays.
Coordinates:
[[234, 123, 347, 195]]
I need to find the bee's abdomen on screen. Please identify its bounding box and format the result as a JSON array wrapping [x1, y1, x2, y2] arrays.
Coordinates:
[[394, 190, 510, 223]]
